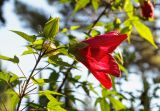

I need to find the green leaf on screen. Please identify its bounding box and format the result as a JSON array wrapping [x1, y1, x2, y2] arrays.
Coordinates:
[[91, 0, 99, 11], [39, 90, 66, 111], [39, 90, 62, 96], [0, 72, 18, 83], [89, 83, 98, 95], [13, 56, 19, 63], [6, 89, 19, 110], [124, 0, 133, 18], [118, 63, 128, 75], [74, 0, 90, 13], [43, 17, 59, 40], [0, 72, 10, 82], [132, 19, 157, 48], [108, 97, 126, 111], [11, 30, 36, 42], [0, 55, 19, 63], [32, 78, 45, 86], [32, 39, 44, 50], [22, 47, 37, 55], [9, 73, 18, 83], [61, 28, 68, 33], [70, 25, 80, 30], [48, 55, 77, 68], [100, 98, 110, 111]]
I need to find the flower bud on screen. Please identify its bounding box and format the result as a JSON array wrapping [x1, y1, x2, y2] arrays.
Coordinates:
[[43, 40, 58, 56], [140, 0, 154, 19]]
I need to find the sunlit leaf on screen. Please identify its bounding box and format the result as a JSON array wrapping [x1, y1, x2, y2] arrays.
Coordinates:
[[0, 72, 18, 83], [32, 78, 45, 86], [43, 17, 59, 40], [39, 90, 62, 96], [132, 18, 157, 48], [100, 98, 110, 111], [6, 89, 19, 110], [22, 47, 37, 55], [11, 30, 36, 42], [70, 25, 80, 30], [108, 97, 126, 111], [32, 39, 44, 50], [0, 55, 19, 63], [124, 0, 133, 17], [74, 0, 90, 13]]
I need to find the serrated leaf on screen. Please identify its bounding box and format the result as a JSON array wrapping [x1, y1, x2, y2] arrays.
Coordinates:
[[132, 20, 157, 48], [11, 30, 36, 42], [108, 97, 126, 111], [74, 0, 90, 13], [43, 17, 59, 40], [0, 55, 19, 63]]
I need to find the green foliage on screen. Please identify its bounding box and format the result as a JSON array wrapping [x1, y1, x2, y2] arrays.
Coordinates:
[[22, 46, 37, 55], [132, 17, 157, 48], [74, 0, 90, 13], [124, 0, 133, 18], [91, 0, 99, 11], [0, 55, 19, 63], [0, 0, 159, 110], [0, 72, 18, 83], [39, 90, 66, 111], [48, 55, 77, 68], [43, 17, 59, 40], [11, 30, 36, 42]]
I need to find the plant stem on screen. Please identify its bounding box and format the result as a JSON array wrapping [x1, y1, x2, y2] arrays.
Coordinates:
[[56, 61, 76, 93], [16, 50, 45, 111]]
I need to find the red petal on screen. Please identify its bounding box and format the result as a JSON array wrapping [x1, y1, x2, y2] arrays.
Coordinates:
[[92, 72, 112, 89], [83, 31, 127, 53]]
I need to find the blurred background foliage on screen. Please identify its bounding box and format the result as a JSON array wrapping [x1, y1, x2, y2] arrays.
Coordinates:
[[0, 0, 160, 111]]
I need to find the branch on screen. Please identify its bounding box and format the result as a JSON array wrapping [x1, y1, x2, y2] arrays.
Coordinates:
[[87, 3, 111, 35]]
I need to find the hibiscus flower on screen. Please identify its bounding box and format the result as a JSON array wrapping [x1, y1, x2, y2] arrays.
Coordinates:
[[72, 31, 127, 89]]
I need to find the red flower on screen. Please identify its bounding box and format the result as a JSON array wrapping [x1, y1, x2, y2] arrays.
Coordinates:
[[140, 0, 154, 18], [75, 31, 127, 89]]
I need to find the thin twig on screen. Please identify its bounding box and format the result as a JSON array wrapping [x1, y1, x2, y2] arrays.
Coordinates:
[[17, 64, 27, 78], [16, 41, 52, 111], [33, 53, 37, 61], [25, 87, 37, 95], [56, 61, 76, 93], [32, 63, 50, 77], [87, 3, 110, 35]]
